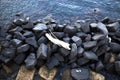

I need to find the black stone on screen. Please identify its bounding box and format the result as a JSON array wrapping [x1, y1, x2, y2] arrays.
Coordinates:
[[64, 26, 77, 36], [110, 42, 120, 53], [85, 34, 91, 41], [95, 61, 104, 71], [106, 63, 117, 74], [0, 55, 11, 63], [54, 53, 64, 62], [25, 53, 37, 69], [115, 61, 120, 75], [52, 44, 58, 53], [14, 32, 25, 40], [53, 32, 64, 39], [47, 56, 59, 69], [5, 34, 12, 40], [92, 34, 105, 41], [8, 26, 23, 33], [115, 31, 120, 38], [107, 22, 119, 32], [69, 43, 77, 59], [25, 37, 38, 48], [77, 47, 84, 57], [23, 31, 34, 38], [71, 68, 89, 80], [11, 39, 22, 46], [83, 51, 98, 60], [22, 21, 34, 29], [33, 23, 47, 31], [77, 57, 89, 65], [104, 53, 111, 63], [17, 44, 30, 53], [59, 48, 70, 57], [37, 43, 48, 59], [13, 19, 25, 26], [57, 25, 64, 32], [71, 36, 82, 46], [63, 37, 70, 43], [14, 53, 26, 65], [83, 41, 97, 49], [102, 17, 110, 23], [76, 32, 87, 40], [37, 36, 48, 45], [81, 22, 90, 33], [96, 45, 108, 56]]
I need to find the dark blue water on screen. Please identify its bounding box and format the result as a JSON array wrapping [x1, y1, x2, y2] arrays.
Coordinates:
[[0, 0, 120, 26]]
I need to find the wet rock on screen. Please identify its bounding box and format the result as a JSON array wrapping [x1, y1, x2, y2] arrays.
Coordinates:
[[64, 26, 77, 36], [22, 21, 34, 29], [69, 43, 77, 59], [14, 53, 26, 65], [63, 37, 70, 43], [83, 41, 97, 49], [23, 31, 34, 38], [38, 66, 57, 80], [77, 47, 84, 57], [71, 36, 82, 46], [107, 22, 119, 32], [25, 53, 37, 69], [62, 69, 72, 80], [59, 48, 70, 56], [37, 36, 48, 45], [37, 43, 48, 59], [90, 71, 105, 80], [25, 37, 38, 48], [71, 68, 90, 80], [95, 61, 104, 71], [77, 57, 89, 65], [54, 53, 64, 62], [53, 32, 64, 39], [97, 22, 108, 36], [110, 42, 120, 53], [47, 56, 59, 69], [14, 32, 25, 40], [115, 61, 120, 75], [11, 39, 22, 46], [13, 19, 25, 26], [81, 22, 90, 33], [83, 51, 98, 60], [8, 26, 23, 33], [92, 34, 105, 40], [17, 44, 30, 53], [33, 23, 47, 31]]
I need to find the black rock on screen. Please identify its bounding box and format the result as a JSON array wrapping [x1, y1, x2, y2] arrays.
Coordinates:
[[107, 22, 119, 32], [95, 61, 104, 71], [110, 42, 120, 53], [83, 41, 97, 49], [77, 57, 89, 66], [57, 25, 64, 32], [37, 36, 48, 45], [97, 38, 109, 47], [115, 31, 120, 38], [17, 44, 30, 53], [59, 48, 70, 56], [96, 45, 108, 56], [70, 63, 78, 68], [69, 43, 77, 59], [104, 53, 111, 63], [76, 32, 87, 40], [14, 53, 26, 65], [54, 53, 64, 62], [0, 55, 11, 63], [5, 34, 12, 40], [13, 19, 25, 26], [81, 22, 90, 33], [92, 34, 105, 40], [33, 23, 47, 31], [71, 68, 89, 80], [14, 32, 25, 40], [25, 53, 37, 69], [37, 43, 48, 59], [25, 37, 38, 48], [83, 51, 98, 60], [64, 26, 77, 36], [77, 47, 84, 57], [90, 63, 95, 70], [53, 32, 64, 39], [8, 26, 23, 33], [71, 36, 82, 46], [52, 44, 58, 53], [115, 61, 120, 75], [85, 34, 91, 41], [1, 40, 10, 48], [102, 17, 110, 23], [47, 56, 59, 69], [68, 57, 77, 64], [23, 31, 34, 38], [63, 37, 70, 43], [22, 21, 34, 29], [116, 53, 120, 61], [11, 39, 22, 46], [106, 63, 117, 74]]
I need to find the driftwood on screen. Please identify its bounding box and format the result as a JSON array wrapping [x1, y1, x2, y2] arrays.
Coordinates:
[[45, 33, 71, 50]]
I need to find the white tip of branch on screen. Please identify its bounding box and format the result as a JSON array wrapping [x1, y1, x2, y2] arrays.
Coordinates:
[[45, 33, 71, 50]]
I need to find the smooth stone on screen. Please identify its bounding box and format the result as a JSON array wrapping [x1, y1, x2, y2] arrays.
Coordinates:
[[97, 22, 108, 36], [5, 34, 12, 40], [14, 32, 25, 40], [83, 41, 97, 49], [17, 44, 30, 53], [25, 53, 37, 69], [92, 34, 105, 40], [77, 57, 89, 65], [95, 61, 104, 71], [96, 45, 108, 56], [105, 63, 116, 74], [25, 37, 38, 48], [59, 48, 70, 57], [115, 31, 120, 38], [64, 26, 77, 36], [76, 32, 87, 40], [33, 23, 47, 31], [85, 34, 91, 41], [102, 17, 110, 23], [37, 36, 48, 45], [71, 68, 90, 80], [14, 53, 26, 65], [47, 56, 59, 69], [23, 31, 34, 38], [81, 22, 90, 33], [63, 37, 70, 43], [69, 43, 77, 59], [0, 55, 11, 63], [104, 53, 111, 63], [107, 22, 119, 32], [71, 36, 82, 46], [37, 43, 48, 59], [57, 25, 64, 32], [13, 19, 25, 26], [22, 21, 34, 29], [11, 39, 22, 46], [8, 26, 23, 33], [110, 42, 120, 53], [77, 47, 84, 57], [51, 44, 58, 53], [54, 53, 64, 62], [115, 61, 120, 75], [53, 32, 64, 39], [83, 51, 98, 60]]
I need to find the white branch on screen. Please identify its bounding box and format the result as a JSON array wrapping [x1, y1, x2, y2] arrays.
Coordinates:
[[45, 33, 71, 50]]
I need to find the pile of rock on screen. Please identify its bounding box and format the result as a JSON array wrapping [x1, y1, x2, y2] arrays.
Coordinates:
[[0, 16, 120, 79]]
